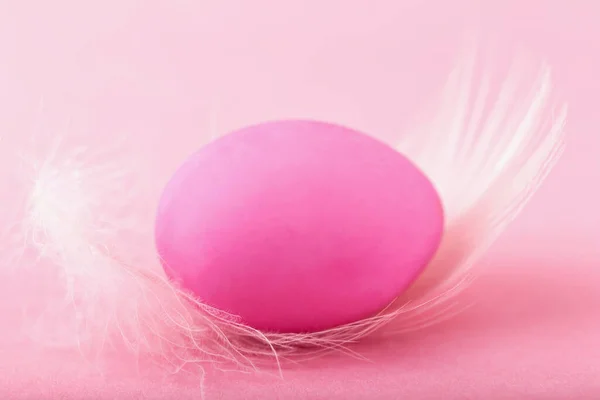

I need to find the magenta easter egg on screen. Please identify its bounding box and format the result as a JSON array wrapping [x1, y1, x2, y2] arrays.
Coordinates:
[[155, 120, 444, 333]]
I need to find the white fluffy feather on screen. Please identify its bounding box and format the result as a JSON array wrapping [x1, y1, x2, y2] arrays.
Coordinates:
[[391, 51, 566, 330], [1, 49, 566, 376]]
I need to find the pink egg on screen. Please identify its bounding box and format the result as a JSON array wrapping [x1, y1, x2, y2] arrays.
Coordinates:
[[155, 120, 444, 333]]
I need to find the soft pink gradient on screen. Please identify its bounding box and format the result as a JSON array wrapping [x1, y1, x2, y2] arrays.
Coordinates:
[[0, 0, 599, 399]]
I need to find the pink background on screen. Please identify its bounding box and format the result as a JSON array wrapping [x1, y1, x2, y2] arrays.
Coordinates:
[[1, 0, 599, 399]]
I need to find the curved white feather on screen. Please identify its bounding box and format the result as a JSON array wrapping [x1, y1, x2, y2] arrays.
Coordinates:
[[0, 50, 566, 377], [392, 52, 567, 329], [2, 129, 269, 374]]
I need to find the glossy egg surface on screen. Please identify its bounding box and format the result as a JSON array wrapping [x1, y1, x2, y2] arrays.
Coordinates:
[[155, 120, 444, 333]]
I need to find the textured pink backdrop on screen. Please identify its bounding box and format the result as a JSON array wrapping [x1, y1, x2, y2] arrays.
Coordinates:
[[1, 0, 599, 399]]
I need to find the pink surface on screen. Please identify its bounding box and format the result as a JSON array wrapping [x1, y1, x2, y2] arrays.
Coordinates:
[[0, 0, 599, 399], [155, 120, 443, 333]]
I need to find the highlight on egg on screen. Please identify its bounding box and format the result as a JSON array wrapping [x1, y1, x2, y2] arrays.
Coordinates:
[[5, 49, 566, 376]]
